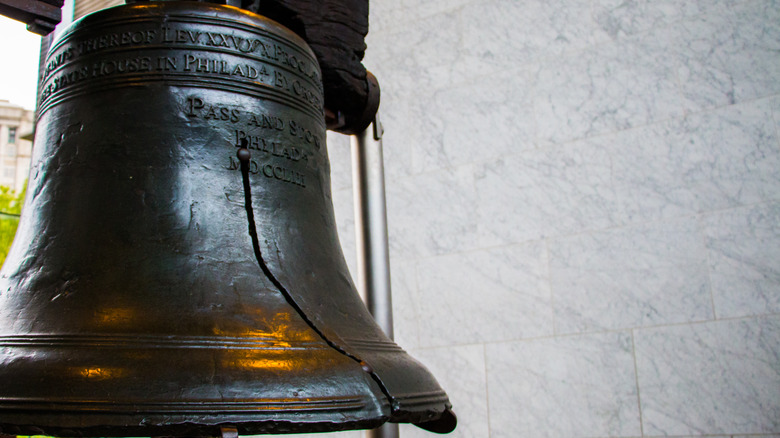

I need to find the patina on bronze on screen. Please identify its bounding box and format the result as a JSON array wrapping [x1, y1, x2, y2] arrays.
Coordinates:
[[0, 2, 455, 435]]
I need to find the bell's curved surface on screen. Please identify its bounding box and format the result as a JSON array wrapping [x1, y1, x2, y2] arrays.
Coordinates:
[[0, 2, 454, 435]]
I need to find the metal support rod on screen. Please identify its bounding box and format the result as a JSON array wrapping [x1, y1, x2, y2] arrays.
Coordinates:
[[351, 115, 399, 438]]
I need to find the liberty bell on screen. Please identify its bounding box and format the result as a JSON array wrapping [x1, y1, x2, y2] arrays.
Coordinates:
[[0, 1, 455, 435]]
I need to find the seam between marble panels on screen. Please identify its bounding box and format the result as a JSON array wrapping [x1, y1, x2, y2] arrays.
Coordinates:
[[641, 435, 780, 438], [482, 343, 492, 438], [539, 199, 780, 250], [408, 262, 423, 348], [770, 95, 780, 154], [402, 238, 545, 264], [630, 329, 646, 437], [601, 312, 778, 337], [536, 92, 780, 153], [577, 435, 779, 438], [392, 92, 780, 185], [543, 238, 560, 337], [552, 312, 780, 340], [676, 93, 780, 122], [457, 94, 780, 179], [411, 311, 780, 350], [696, 213, 720, 320]]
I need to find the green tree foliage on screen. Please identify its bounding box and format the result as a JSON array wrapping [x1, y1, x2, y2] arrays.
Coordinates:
[[0, 182, 26, 268]]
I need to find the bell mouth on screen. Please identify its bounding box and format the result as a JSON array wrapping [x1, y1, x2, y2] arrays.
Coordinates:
[[414, 407, 458, 434]]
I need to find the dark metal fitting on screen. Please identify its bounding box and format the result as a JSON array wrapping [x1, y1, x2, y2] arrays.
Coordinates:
[[0, 0, 62, 35], [326, 71, 380, 135]]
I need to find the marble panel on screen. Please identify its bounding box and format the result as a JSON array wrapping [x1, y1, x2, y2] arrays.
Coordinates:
[[669, 98, 780, 212], [773, 96, 780, 140], [327, 133, 355, 281], [729, 436, 780, 438], [413, 69, 536, 173], [598, 121, 700, 223], [364, 10, 461, 93], [694, 0, 745, 15], [398, 345, 489, 438], [650, 436, 780, 438], [413, 241, 553, 347], [534, 30, 684, 144], [593, 0, 700, 39], [486, 332, 641, 438], [672, 0, 780, 111], [326, 131, 353, 191], [385, 165, 479, 259], [379, 89, 443, 180], [635, 316, 780, 435], [369, 0, 473, 35], [703, 201, 780, 318], [398, 0, 475, 22], [332, 187, 357, 282], [476, 97, 780, 246], [549, 217, 713, 335], [474, 145, 621, 246], [367, 0, 407, 34], [389, 261, 422, 349], [361, 89, 419, 181], [608, 98, 780, 216], [459, 0, 607, 76]]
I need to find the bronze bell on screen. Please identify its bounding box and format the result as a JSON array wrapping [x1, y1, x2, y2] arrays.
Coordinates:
[[0, 2, 455, 435]]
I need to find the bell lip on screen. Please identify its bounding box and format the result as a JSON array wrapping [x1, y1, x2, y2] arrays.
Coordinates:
[[411, 407, 457, 434], [0, 418, 388, 437]]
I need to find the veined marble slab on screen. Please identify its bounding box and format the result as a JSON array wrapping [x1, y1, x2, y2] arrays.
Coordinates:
[[399, 345, 489, 438], [475, 98, 780, 246], [413, 241, 553, 347], [331, 186, 358, 283], [549, 217, 713, 334], [486, 331, 641, 438], [593, 0, 700, 39], [385, 165, 479, 259], [460, 0, 607, 76], [389, 261, 423, 350], [635, 315, 780, 435], [533, 27, 683, 144], [673, 0, 780, 111], [703, 201, 780, 318], [414, 69, 537, 174]]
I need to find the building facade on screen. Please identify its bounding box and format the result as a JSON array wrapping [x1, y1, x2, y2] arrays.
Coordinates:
[[0, 100, 33, 194]]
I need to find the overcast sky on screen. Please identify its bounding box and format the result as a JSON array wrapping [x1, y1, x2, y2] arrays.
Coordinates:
[[0, 16, 42, 110]]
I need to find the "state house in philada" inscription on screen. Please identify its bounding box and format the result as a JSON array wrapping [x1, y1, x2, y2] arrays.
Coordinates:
[[39, 23, 322, 112]]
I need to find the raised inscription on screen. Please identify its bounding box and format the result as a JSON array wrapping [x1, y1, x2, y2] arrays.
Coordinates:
[[41, 51, 321, 111], [227, 157, 306, 188], [234, 131, 308, 162], [39, 22, 323, 113], [77, 30, 157, 56], [186, 97, 241, 123], [181, 96, 324, 148], [161, 25, 319, 82]]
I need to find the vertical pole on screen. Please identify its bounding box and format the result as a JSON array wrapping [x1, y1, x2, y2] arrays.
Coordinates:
[[351, 115, 399, 438]]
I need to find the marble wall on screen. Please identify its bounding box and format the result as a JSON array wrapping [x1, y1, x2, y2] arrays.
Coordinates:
[[287, 0, 780, 437]]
